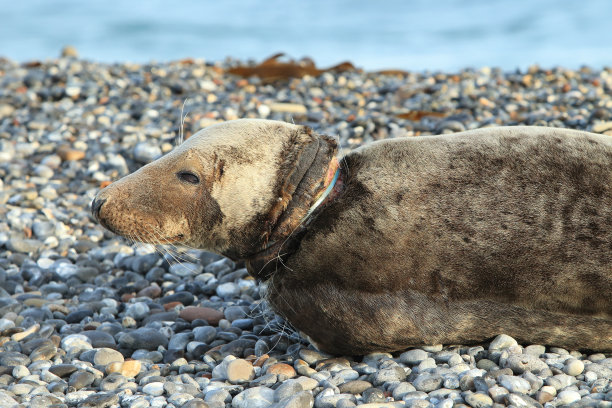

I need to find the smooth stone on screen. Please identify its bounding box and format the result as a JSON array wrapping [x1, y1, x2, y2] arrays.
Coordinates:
[[298, 349, 331, 365], [179, 306, 224, 325], [392, 382, 417, 400], [49, 363, 78, 377], [216, 282, 240, 298], [93, 348, 124, 366], [100, 373, 127, 391], [563, 358, 585, 376], [193, 326, 217, 344], [276, 390, 313, 408], [464, 392, 494, 408], [125, 302, 150, 320], [12, 365, 30, 379], [61, 334, 93, 354], [164, 382, 200, 396], [118, 328, 168, 350], [400, 349, 429, 365], [524, 345, 546, 356], [267, 363, 297, 379], [160, 291, 195, 306], [504, 354, 548, 374], [373, 366, 406, 385], [224, 305, 248, 322], [30, 343, 57, 361], [556, 389, 581, 405], [143, 381, 165, 396], [505, 393, 543, 407], [65, 390, 97, 405], [0, 351, 31, 366], [169, 332, 193, 351], [232, 386, 275, 408], [413, 373, 443, 392], [205, 388, 232, 404], [78, 392, 120, 408], [7, 239, 43, 253], [106, 360, 141, 378], [488, 334, 518, 351], [182, 398, 210, 408], [82, 331, 116, 348], [338, 380, 373, 394], [69, 370, 96, 390], [274, 380, 304, 401], [498, 375, 531, 394], [226, 359, 255, 384]]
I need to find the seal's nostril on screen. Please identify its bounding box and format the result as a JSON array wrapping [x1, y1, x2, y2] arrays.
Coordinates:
[[91, 198, 106, 219]]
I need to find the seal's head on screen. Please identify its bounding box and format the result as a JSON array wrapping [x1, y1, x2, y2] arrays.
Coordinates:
[[92, 119, 338, 261]]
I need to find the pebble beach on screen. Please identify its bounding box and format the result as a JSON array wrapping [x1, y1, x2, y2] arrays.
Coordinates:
[[0, 51, 611, 408]]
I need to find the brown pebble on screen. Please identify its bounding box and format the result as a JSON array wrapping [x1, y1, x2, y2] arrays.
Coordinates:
[[57, 145, 86, 161], [266, 363, 296, 378], [253, 354, 269, 367], [163, 301, 182, 311], [100, 180, 112, 189], [179, 306, 224, 325], [121, 293, 135, 302], [106, 360, 141, 378], [226, 359, 255, 384], [137, 285, 162, 298], [11, 324, 40, 342]]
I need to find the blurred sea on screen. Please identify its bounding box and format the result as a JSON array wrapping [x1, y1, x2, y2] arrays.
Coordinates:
[[1, 0, 612, 71]]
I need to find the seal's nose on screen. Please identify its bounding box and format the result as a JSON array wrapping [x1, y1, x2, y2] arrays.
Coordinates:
[[91, 197, 106, 219]]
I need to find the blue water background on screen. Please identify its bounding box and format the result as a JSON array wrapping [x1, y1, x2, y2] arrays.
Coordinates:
[[1, 0, 611, 71]]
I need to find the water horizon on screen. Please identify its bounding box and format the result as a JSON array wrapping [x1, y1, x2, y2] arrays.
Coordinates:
[[2, 0, 612, 72]]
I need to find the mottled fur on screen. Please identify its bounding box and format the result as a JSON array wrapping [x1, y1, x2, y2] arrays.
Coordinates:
[[94, 120, 612, 355]]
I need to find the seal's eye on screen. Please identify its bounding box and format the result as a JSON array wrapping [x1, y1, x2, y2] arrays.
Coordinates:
[[177, 171, 200, 185]]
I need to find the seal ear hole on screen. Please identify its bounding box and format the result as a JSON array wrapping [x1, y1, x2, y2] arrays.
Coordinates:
[[177, 171, 200, 185]]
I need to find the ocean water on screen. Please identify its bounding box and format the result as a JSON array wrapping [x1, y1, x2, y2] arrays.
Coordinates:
[[1, 0, 612, 71]]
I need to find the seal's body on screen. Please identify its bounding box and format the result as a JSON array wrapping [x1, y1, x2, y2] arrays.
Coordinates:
[[93, 120, 612, 354]]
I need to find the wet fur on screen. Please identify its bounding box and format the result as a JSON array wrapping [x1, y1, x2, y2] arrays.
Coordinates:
[[94, 121, 612, 355]]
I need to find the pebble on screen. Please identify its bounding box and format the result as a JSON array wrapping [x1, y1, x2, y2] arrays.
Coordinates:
[[267, 363, 297, 379], [488, 334, 518, 351], [226, 358, 256, 383], [232, 386, 275, 408], [118, 327, 169, 350], [69, 370, 96, 390], [563, 358, 585, 376], [143, 381, 165, 396], [413, 373, 443, 392], [93, 347, 125, 366], [179, 306, 225, 324], [498, 374, 531, 394]]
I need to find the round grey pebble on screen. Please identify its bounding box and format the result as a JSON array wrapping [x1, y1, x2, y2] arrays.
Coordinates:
[[413, 373, 443, 392], [193, 326, 217, 344], [93, 348, 124, 366], [400, 349, 429, 365], [125, 302, 150, 320], [68, 370, 95, 390], [118, 327, 168, 350]]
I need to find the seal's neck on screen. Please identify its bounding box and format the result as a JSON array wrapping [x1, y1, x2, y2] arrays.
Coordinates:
[[245, 152, 344, 280]]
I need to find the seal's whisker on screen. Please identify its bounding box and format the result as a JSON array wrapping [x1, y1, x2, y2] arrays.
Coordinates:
[[150, 227, 186, 267], [177, 98, 191, 146]]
